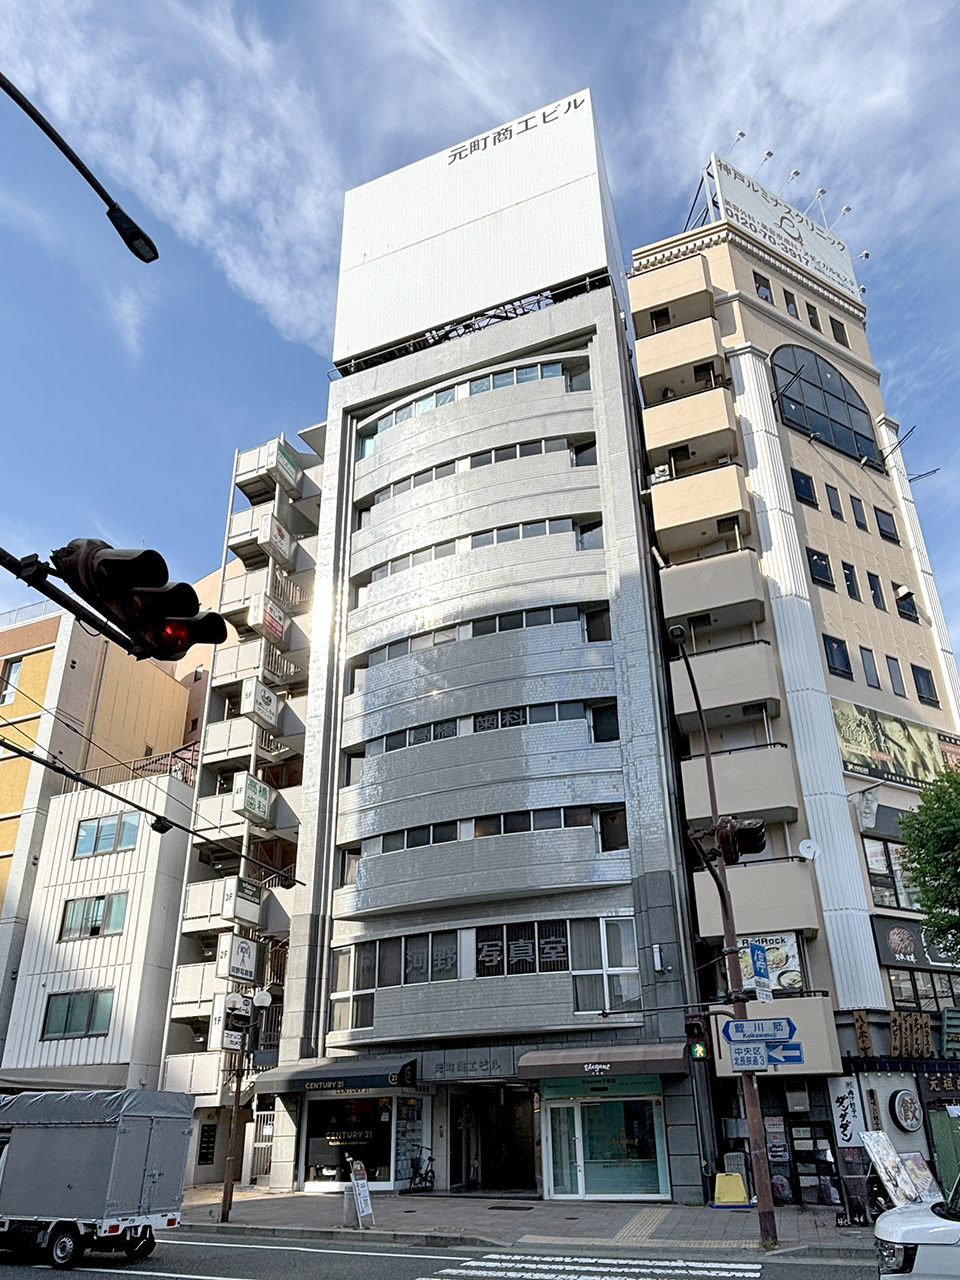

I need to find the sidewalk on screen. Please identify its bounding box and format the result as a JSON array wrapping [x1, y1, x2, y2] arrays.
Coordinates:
[[181, 1185, 877, 1259]]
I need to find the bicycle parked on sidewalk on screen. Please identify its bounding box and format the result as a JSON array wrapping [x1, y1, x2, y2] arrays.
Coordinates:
[[407, 1145, 436, 1192]]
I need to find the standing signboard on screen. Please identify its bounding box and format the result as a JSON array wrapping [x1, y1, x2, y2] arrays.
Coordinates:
[[348, 1157, 375, 1228]]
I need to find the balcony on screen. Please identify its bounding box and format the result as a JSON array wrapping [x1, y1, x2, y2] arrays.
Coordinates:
[[651, 464, 752, 555], [220, 566, 309, 634], [182, 876, 264, 934], [711, 996, 842, 1078], [660, 549, 765, 632], [162, 1051, 229, 1105], [195, 792, 245, 844], [202, 717, 285, 767], [670, 641, 780, 732], [694, 858, 820, 941], [227, 506, 295, 571], [629, 255, 714, 337], [635, 316, 724, 404], [170, 962, 229, 1019], [681, 743, 799, 824], [235, 438, 302, 505], [211, 637, 299, 692], [642, 386, 738, 469]]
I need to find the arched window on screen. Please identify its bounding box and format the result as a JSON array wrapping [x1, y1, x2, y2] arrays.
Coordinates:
[[771, 345, 881, 467]]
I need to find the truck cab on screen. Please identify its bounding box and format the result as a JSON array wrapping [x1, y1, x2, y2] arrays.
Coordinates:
[[876, 1175, 960, 1277]]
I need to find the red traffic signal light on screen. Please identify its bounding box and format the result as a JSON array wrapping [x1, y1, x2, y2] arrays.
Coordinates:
[[51, 539, 227, 661], [716, 815, 766, 864]]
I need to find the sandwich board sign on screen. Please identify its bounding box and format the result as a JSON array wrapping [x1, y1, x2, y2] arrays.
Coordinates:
[[348, 1157, 375, 1228]]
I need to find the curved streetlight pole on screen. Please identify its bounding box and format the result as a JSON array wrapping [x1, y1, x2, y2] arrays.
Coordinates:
[[670, 624, 778, 1248], [0, 69, 158, 262]]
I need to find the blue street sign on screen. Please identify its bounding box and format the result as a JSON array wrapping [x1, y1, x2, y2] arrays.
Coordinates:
[[722, 1017, 797, 1043], [730, 1043, 769, 1071], [750, 942, 771, 981], [766, 1041, 804, 1066]]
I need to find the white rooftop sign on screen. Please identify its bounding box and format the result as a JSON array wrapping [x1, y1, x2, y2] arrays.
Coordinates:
[[333, 89, 623, 364], [711, 153, 859, 300]]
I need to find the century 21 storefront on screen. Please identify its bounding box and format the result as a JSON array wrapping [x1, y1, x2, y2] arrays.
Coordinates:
[[254, 1043, 693, 1198]]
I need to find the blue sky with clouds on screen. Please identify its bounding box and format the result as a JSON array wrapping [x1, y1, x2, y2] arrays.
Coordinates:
[[1, 0, 959, 643]]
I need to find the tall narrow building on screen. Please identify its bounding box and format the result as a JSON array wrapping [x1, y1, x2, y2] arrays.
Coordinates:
[[255, 91, 707, 1202]]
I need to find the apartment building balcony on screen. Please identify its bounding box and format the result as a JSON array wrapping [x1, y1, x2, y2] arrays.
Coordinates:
[[161, 1051, 230, 1106], [275, 695, 307, 755], [235, 438, 303, 504], [211, 637, 299, 693], [635, 316, 725, 404], [660, 549, 766, 632], [182, 876, 262, 934], [170, 961, 230, 1020], [681, 742, 799, 824], [220, 566, 309, 633], [651, 463, 752, 555], [227, 505, 295, 571], [693, 858, 820, 940], [711, 995, 842, 1077], [271, 785, 301, 840], [670, 640, 780, 732], [628, 255, 714, 337], [202, 716, 286, 767], [195, 792, 245, 843], [643, 386, 738, 470]]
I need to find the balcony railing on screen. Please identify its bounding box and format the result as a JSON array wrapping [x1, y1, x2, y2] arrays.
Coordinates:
[[62, 743, 199, 794]]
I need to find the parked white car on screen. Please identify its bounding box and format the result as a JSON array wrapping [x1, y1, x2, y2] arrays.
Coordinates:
[[876, 1176, 960, 1277]]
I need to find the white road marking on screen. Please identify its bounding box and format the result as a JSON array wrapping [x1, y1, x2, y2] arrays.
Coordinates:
[[423, 1260, 764, 1280], [155, 1237, 463, 1261]]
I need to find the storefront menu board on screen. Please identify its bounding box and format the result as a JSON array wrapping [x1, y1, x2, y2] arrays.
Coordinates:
[[861, 1130, 941, 1206]]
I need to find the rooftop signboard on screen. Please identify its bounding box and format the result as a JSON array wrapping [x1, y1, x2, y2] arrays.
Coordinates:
[[711, 153, 859, 300]]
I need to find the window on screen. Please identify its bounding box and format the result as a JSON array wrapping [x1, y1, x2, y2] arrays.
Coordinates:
[[806, 302, 822, 331], [874, 507, 900, 544], [60, 893, 128, 941], [842, 563, 861, 600], [599, 807, 628, 851], [570, 917, 640, 1013], [692, 361, 716, 388], [577, 520, 604, 551], [754, 272, 774, 304], [865, 838, 918, 910], [190, 718, 199, 732], [867, 573, 886, 611], [825, 485, 844, 520], [850, 495, 868, 529], [592, 704, 620, 742], [912, 665, 939, 707], [41, 989, 114, 1040], [860, 647, 881, 689], [74, 812, 140, 859], [894, 585, 919, 623], [806, 548, 834, 588], [887, 968, 960, 1013], [830, 317, 850, 347], [783, 289, 799, 318], [791, 469, 817, 507], [886, 655, 907, 697], [823, 634, 853, 679], [573, 441, 597, 467], [585, 606, 611, 641], [0, 657, 22, 706], [650, 306, 670, 332], [772, 345, 880, 464]]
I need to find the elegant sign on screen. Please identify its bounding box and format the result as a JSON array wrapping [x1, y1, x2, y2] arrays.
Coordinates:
[[231, 772, 276, 827], [241, 676, 280, 729], [832, 698, 944, 788], [739, 933, 803, 994], [221, 875, 262, 926], [216, 932, 259, 984], [722, 1017, 797, 1043], [829, 1077, 867, 1147], [712, 153, 858, 299], [872, 916, 960, 971]]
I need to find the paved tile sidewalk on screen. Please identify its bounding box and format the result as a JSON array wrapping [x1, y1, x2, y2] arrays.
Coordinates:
[[181, 1185, 876, 1258]]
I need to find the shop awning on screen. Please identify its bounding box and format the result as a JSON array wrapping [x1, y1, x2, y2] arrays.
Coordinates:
[[516, 1043, 688, 1079], [253, 1055, 417, 1095]]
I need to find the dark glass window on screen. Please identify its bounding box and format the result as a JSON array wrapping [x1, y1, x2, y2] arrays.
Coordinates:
[[806, 302, 822, 331], [895, 585, 919, 623], [532, 808, 562, 830], [830, 317, 850, 347], [791, 469, 817, 507], [528, 704, 556, 723], [519, 440, 542, 457], [650, 306, 670, 331], [496, 525, 520, 542], [525, 607, 551, 627], [886, 655, 907, 697], [378, 937, 402, 987], [875, 508, 900, 543], [385, 731, 406, 752], [382, 831, 405, 853], [472, 616, 496, 636], [506, 923, 537, 975], [850, 495, 868, 529], [860, 647, 881, 689], [406, 826, 431, 848], [823, 634, 853, 679], [563, 807, 593, 827], [599, 807, 628, 851], [754, 272, 774, 303], [592, 704, 620, 742], [842, 563, 861, 600], [574, 441, 598, 467], [868, 573, 886, 610], [431, 931, 459, 981], [558, 701, 585, 721], [498, 611, 523, 630], [783, 290, 799, 318], [826, 485, 844, 520], [864, 838, 918, 911], [503, 811, 531, 833], [42, 989, 114, 1039], [432, 821, 458, 844], [435, 460, 456, 478], [806, 548, 834, 588], [537, 920, 569, 971], [577, 521, 604, 551], [495, 445, 517, 463], [553, 604, 580, 624], [585, 606, 611, 641], [772, 345, 880, 464], [500, 707, 526, 729], [475, 926, 504, 977], [471, 451, 492, 468], [471, 530, 494, 549], [912, 665, 939, 706], [404, 934, 430, 984], [475, 815, 502, 838]]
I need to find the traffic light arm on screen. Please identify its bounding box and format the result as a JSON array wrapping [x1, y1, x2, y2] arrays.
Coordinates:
[[0, 543, 137, 655]]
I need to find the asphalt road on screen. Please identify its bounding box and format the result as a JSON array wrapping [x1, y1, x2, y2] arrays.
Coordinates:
[[0, 1234, 880, 1280]]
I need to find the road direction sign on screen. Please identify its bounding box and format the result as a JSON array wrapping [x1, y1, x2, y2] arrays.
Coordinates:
[[730, 1043, 769, 1071], [722, 1017, 797, 1043], [766, 1041, 804, 1066], [750, 942, 773, 1002]]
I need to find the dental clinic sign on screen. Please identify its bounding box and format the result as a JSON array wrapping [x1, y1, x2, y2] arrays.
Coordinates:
[[712, 154, 859, 300]]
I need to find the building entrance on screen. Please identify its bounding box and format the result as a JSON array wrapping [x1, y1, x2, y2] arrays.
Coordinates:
[[449, 1084, 536, 1192]]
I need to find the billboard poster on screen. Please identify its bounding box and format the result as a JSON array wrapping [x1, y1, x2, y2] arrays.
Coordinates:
[[711, 153, 858, 299], [737, 932, 803, 994], [872, 915, 960, 971], [832, 698, 943, 787]]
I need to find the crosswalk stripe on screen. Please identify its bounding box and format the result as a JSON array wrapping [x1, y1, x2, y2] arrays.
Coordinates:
[[432, 1265, 761, 1280], [487, 1258, 761, 1272]]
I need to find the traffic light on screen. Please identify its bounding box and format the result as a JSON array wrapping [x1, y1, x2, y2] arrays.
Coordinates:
[[50, 539, 227, 661], [716, 815, 766, 864], [685, 1016, 710, 1061]]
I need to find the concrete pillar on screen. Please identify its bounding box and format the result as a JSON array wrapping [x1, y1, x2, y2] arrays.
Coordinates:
[[268, 1093, 300, 1191]]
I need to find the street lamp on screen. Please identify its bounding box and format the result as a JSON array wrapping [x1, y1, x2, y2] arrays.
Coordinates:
[[0, 69, 158, 262], [669, 624, 778, 1248]]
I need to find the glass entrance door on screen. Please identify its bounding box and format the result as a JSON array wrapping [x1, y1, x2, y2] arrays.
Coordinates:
[[545, 1097, 669, 1199], [549, 1105, 581, 1196]]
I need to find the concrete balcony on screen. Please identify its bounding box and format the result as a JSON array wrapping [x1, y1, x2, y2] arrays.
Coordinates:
[[211, 638, 299, 692], [195, 792, 245, 843], [711, 996, 842, 1078], [219, 566, 270, 633], [651, 464, 752, 555], [635, 316, 724, 404], [694, 858, 820, 941], [182, 877, 263, 934], [629, 255, 714, 337], [681, 743, 799, 824], [235, 438, 302, 505], [161, 1051, 229, 1105], [227, 505, 295, 571], [643, 386, 738, 469], [272, 785, 301, 839], [170, 962, 229, 1019], [660, 549, 766, 632], [670, 641, 780, 732], [202, 716, 285, 767]]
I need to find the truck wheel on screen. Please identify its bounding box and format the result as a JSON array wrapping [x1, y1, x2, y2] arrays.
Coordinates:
[[123, 1228, 156, 1260], [48, 1225, 82, 1270]]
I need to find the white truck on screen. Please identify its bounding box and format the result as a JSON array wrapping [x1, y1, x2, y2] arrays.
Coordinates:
[[0, 1089, 193, 1269], [876, 1174, 960, 1277]]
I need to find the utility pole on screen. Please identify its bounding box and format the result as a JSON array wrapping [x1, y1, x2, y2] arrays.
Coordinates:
[[670, 625, 778, 1249]]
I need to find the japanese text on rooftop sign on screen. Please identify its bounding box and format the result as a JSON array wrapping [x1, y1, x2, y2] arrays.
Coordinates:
[[448, 97, 586, 165]]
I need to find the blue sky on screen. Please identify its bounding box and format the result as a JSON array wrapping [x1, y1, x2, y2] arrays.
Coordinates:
[[1, 0, 959, 644]]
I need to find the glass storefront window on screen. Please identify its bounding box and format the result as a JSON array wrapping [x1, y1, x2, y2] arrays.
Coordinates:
[[304, 1097, 393, 1184], [545, 1094, 668, 1198]]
